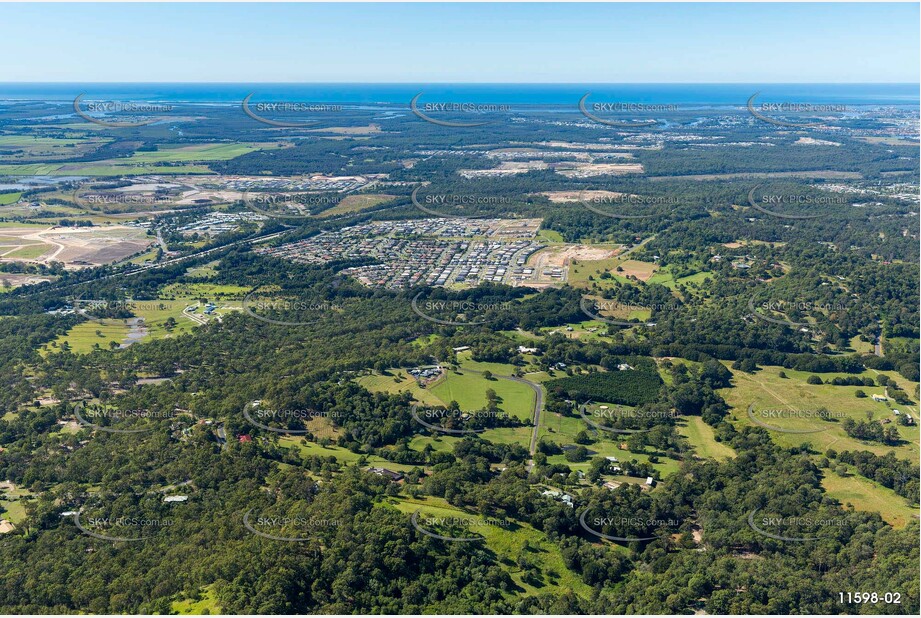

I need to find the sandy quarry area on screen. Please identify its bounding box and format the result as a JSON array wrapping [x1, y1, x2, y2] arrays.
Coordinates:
[[555, 162, 644, 178], [540, 190, 629, 203], [536, 244, 619, 267], [0, 225, 154, 268], [86, 182, 244, 208], [795, 137, 842, 146], [520, 244, 620, 287], [0, 273, 54, 289]]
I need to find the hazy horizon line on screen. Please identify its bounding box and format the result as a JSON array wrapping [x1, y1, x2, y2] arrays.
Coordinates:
[[1, 81, 919, 86]]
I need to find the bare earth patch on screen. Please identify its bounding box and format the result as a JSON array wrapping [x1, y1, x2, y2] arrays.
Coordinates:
[[795, 137, 841, 146], [617, 259, 659, 281], [540, 190, 626, 203], [555, 162, 644, 178], [0, 225, 155, 269]]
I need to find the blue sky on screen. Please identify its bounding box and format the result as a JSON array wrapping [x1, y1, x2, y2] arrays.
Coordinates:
[[0, 3, 917, 83]]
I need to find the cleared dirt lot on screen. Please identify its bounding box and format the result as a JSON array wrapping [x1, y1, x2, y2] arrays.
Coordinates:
[[555, 162, 644, 178], [0, 225, 154, 268], [522, 244, 619, 287], [539, 190, 627, 203], [617, 259, 659, 281]]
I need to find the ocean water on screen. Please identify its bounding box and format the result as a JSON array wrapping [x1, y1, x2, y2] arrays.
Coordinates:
[[0, 83, 917, 106]]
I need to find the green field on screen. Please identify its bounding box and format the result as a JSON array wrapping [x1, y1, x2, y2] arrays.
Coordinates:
[[42, 319, 132, 355], [0, 192, 21, 205], [160, 282, 250, 300], [848, 335, 876, 355], [39, 296, 235, 353], [278, 437, 419, 472], [431, 370, 535, 421], [128, 249, 159, 265], [123, 143, 265, 163], [536, 229, 565, 243], [821, 470, 917, 528], [719, 363, 919, 463], [647, 266, 713, 290], [538, 409, 681, 478], [0, 486, 33, 524], [318, 193, 395, 217], [2, 244, 50, 260], [171, 585, 221, 615], [0, 222, 49, 229], [390, 495, 592, 599], [678, 416, 735, 460], [567, 256, 623, 288], [356, 370, 445, 407], [454, 350, 522, 376]]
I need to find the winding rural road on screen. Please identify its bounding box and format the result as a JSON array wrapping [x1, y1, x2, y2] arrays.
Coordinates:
[[616, 234, 656, 260]]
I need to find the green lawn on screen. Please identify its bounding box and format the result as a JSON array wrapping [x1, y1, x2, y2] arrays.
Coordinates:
[[160, 282, 250, 300], [0, 486, 33, 524], [3, 244, 50, 260], [123, 143, 265, 163], [538, 410, 681, 477], [719, 363, 919, 464], [454, 350, 521, 376], [0, 163, 64, 175], [0, 192, 21, 205], [356, 370, 445, 407], [821, 470, 916, 528], [42, 319, 132, 355], [536, 229, 565, 243], [171, 585, 221, 615], [431, 370, 535, 421], [678, 416, 735, 460], [278, 437, 419, 472], [647, 266, 713, 290]]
